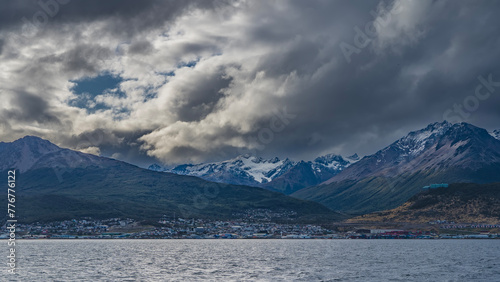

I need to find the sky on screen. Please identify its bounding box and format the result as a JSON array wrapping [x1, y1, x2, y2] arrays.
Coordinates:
[[1, 0, 500, 167]]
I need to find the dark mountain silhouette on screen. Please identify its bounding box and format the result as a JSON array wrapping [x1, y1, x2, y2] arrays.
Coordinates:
[[0, 136, 340, 223]]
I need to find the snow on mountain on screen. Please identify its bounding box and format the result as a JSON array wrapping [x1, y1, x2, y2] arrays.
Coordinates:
[[311, 154, 350, 173], [152, 153, 357, 190], [165, 155, 294, 185], [323, 121, 500, 184], [490, 129, 500, 140], [392, 121, 452, 158], [238, 156, 288, 183], [185, 155, 287, 183], [295, 121, 500, 215], [346, 153, 360, 163], [147, 163, 164, 172]]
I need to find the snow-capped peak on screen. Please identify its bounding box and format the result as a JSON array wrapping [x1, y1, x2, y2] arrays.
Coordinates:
[[313, 154, 350, 170], [392, 121, 452, 157], [314, 153, 345, 164], [166, 155, 293, 184], [346, 153, 360, 162], [490, 129, 500, 140], [236, 155, 287, 183], [154, 152, 355, 190], [148, 164, 164, 172]]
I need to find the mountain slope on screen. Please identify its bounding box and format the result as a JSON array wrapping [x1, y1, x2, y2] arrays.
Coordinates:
[[349, 183, 500, 224], [0, 136, 341, 223], [491, 129, 500, 140], [152, 153, 354, 194], [293, 122, 500, 214]]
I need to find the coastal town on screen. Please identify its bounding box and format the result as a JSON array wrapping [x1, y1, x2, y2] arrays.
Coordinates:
[[2, 209, 499, 240]]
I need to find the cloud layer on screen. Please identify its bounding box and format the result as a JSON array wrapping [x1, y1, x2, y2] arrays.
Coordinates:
[[1, 0, 500, 166]]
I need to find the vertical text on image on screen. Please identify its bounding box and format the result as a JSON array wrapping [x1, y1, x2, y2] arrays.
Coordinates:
[[7, 170, 17, 274]]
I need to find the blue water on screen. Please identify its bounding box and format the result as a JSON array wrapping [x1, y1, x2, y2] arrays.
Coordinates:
[[5, 239, 500, 281]]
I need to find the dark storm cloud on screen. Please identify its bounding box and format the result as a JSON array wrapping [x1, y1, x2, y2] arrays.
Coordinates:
[[236, 0, 500, 160], [3, 91, 60, 124], [174, 69, 232, 122], [0, 0, 216, 37], [61, 44, 113, 74], [62, 128, 159, 166], [38, 44, 113, 75], [128, 41, 155, 55], [1, 0, 500, 166]]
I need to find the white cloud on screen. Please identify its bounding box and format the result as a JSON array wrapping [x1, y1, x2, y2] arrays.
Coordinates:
[[1, 0, 499, 165], [79, 146, 101, 156]]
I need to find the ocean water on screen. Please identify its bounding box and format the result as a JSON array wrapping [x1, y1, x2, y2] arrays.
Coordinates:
[[5, 239, 500, 281]]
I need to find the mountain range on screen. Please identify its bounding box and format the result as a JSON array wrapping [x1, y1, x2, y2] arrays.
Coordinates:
[[0, 136, 339, 223], [2, 121, 499, 223], [149, 153, 359, 194], [293, 122, 500, 214], [155, 121, 500, 215]]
